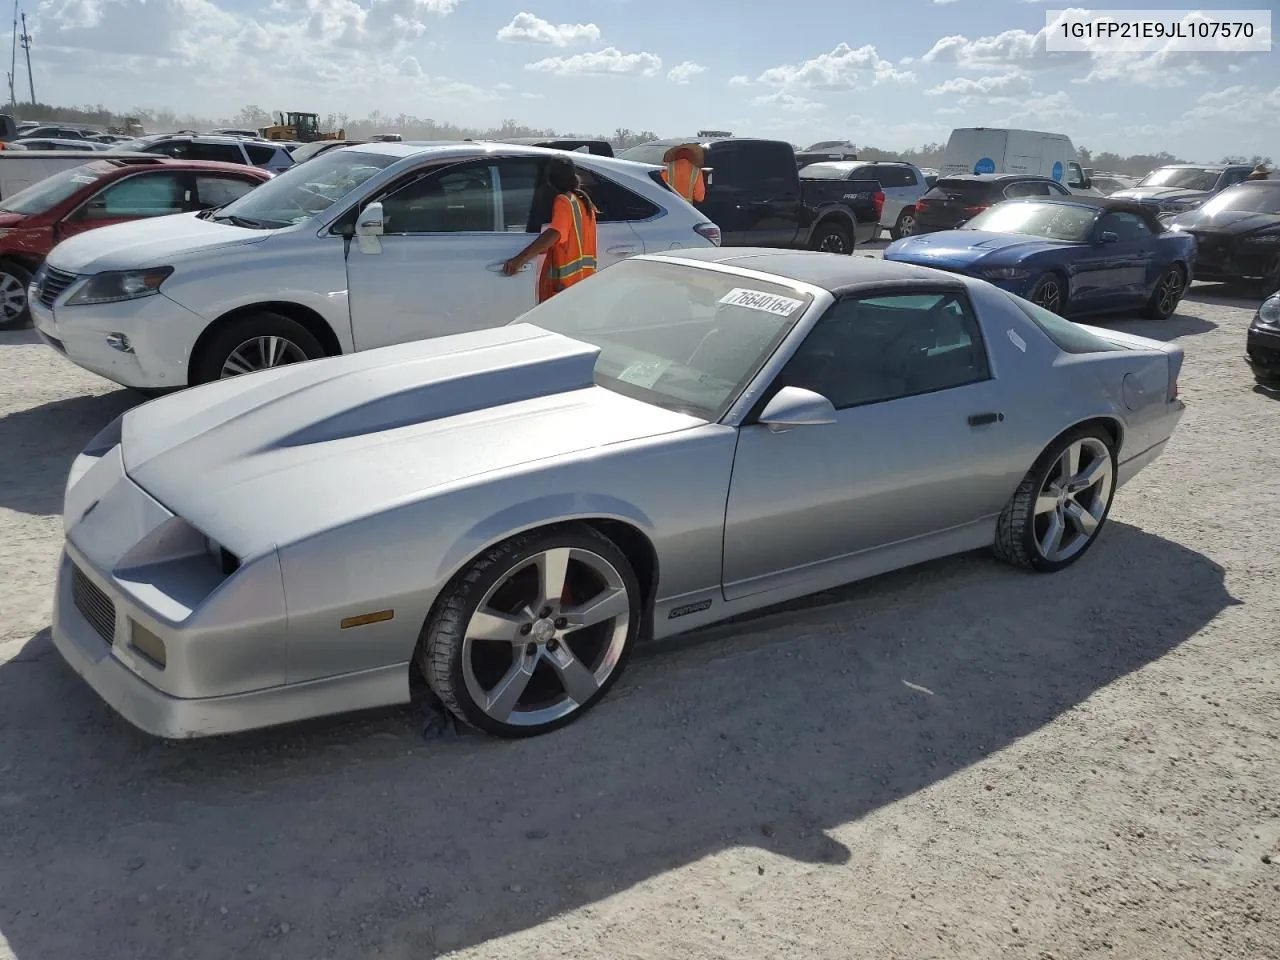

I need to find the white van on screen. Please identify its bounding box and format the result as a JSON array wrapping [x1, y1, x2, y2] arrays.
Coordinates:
[[0, 150, 151, 200], [940, 128, 1100, 195]]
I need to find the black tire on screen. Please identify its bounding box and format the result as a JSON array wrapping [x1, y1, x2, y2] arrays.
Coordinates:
[[1259, 255, 1280, 298], [890, 209, 918, 241], [190, 311, 324, 385], [0, 259, 32, 331], [1145, 263, 1186, 320], [1028, 272, 1068, 315], [810, 220, 854, 255], [993, 424, 1118, 573], [420, 523, 642, 738]]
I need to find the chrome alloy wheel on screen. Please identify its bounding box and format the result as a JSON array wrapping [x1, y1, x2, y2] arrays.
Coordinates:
[[0, 271, 26, 323], [461, 547, 631, 727], [1154, 268, 1185, 316], [1033, 437, 1114, 563], [219, 335, 309, 377], [897, 213, 917, 237]]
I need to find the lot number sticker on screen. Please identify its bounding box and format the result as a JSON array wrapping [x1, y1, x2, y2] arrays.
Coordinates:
[[718, 288, 805, 317]]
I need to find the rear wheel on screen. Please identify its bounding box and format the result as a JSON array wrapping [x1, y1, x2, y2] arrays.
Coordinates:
[[1028, 272, 1067, 315], [420, 524, 641, 738], [0, 259, 32, 331], [993, 426, 1117, 573], [1145, 264, 1186, 320], [810, 220, 854, 255], [890, 209, 918, 241], [191, 312, 324, 385]]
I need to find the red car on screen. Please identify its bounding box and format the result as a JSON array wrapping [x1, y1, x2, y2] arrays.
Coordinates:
[[0, 157, 270, 329]]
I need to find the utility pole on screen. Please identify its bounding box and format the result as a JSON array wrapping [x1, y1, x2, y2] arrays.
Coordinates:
[[18, 10, 31, 105], [8, 0, 17, 111]]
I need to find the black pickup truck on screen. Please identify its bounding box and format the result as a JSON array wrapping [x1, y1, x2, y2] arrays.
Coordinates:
[[618, 136, 883, 253]]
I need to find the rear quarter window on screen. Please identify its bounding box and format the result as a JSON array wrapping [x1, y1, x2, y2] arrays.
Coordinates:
[[1010, 295, 1127, 354]]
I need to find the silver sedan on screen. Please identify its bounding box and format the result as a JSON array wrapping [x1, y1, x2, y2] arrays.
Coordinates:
[[52, 249, 1185, 739]]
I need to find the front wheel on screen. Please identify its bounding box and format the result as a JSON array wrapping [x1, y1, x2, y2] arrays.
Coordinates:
[[190, 311, 324, 385], [0, 259, 32, 331], [420, 524, 642, 737], [1028, 272, 1067, 315], [993, 426, 1117, 573], [1146, 264, 1186, 320], [810, 220, 854, 255]]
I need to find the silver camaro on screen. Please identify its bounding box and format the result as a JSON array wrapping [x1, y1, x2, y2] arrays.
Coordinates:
[[53, 249, 1186, 739]]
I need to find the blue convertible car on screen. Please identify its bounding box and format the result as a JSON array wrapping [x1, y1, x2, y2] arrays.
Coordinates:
[[885, 197, 1196, 320]]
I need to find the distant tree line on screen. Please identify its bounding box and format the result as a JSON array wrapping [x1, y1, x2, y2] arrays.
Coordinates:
[[7, 101, 1269, 175]]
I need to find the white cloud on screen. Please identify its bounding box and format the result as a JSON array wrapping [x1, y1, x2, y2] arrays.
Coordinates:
[[989, 91, 1082, 126], [934, 0, 960, 4], [751, 90, 824, 114], [520, 91, 545, 99], [496, 11, 600, 46], [668, 60, 706, 84], [925, 72, 1033, 99], [757, 43, 915, 91], [728, 74, 751, 87], [525, 46, 661, 77]]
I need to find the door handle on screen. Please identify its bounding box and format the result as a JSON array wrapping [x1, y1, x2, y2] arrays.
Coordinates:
[[606, 245, 639, 256], [968, 412, 1003, 426], [486, 261, 530, 273]]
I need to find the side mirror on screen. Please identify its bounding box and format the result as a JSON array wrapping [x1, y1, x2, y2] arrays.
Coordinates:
[[756, 386, 837, 432], [355, 201, 384, 236], [1098, 230, 1119, 244]]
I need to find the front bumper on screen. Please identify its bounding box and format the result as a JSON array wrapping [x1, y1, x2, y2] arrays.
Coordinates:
[[1185, 235, 1280, 282], [1246, 323, 1280, 383], [30, 281, 206, 389]]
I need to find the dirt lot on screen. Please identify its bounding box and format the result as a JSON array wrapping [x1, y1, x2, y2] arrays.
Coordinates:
[[1, 277, 1277, 960]]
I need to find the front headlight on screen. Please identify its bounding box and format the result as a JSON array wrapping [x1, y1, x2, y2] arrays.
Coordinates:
[[65, 267, 174, 306], [1257, 296, 1280, 328], [982, 266, 1031, 280]]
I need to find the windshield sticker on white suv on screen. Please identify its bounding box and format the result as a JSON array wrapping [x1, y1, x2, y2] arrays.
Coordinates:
[[718, 288, 806, 317]]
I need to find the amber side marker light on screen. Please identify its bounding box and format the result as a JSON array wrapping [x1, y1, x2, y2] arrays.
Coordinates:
[[341, 610, 395, 629]]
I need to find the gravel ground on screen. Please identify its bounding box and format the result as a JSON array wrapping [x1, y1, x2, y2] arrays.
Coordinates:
[[1, 272, 1277, 960]]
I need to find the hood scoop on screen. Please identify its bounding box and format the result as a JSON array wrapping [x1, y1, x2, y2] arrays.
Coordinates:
[[275, 346, 600, 448]]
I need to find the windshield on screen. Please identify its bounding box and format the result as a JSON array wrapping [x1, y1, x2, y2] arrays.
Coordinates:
[[0, 161, 112, 214], [616, 142, 677, 165], [210, 149, 397, 228], [1138, 166, 1221, 190], [800, 163, 865, 180], [1197, 182, 1280, 216], [963, 201, 1098, 241], [516, 258, 812, 420]]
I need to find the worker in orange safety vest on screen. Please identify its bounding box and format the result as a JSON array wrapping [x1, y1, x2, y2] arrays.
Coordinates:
[[503, 155, 598, 302], [660, 143, 706, 203]]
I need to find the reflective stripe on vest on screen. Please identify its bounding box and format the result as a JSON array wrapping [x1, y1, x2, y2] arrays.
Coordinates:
[[550, 193, 597, 282], [665, 161, 699, 200]]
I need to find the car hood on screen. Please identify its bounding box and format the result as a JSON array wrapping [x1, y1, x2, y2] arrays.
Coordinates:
[[1170, 210, 1280, 235], [44, 212, 271, 274], [1112, 186, 1208, 202], [888, 230, 1068, 264], [120, 323, 702, 560]]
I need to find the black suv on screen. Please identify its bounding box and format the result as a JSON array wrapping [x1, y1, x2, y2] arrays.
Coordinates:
[[914, 174, 1071, 233]]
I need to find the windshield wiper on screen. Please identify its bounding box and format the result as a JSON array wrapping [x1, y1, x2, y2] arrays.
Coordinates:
[[210, 213, 273, 229]]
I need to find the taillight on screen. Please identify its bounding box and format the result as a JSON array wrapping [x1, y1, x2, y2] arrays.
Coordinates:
[[694, 222, 721, 246], [872, 190, 885, 219], [1169, 376, 1179, 400], [963, 204, 990, 215]]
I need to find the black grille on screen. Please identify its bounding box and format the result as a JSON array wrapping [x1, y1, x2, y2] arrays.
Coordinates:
[[38, 267, 78, 308], [71, 564, 116, 646]]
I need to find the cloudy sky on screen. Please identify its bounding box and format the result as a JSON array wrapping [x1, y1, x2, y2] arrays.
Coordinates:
[[21, 0, 1279, 156]]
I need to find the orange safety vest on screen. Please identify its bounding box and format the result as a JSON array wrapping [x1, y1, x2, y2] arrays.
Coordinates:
[[662, 158, 703, 202], [540, 192, 597, 301]]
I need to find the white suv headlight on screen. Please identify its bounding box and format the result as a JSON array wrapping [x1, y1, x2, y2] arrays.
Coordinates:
[[66, 267, 174, 306]]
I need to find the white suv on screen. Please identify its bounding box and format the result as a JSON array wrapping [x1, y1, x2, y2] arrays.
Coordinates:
[[30, 142, 720, 390]]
